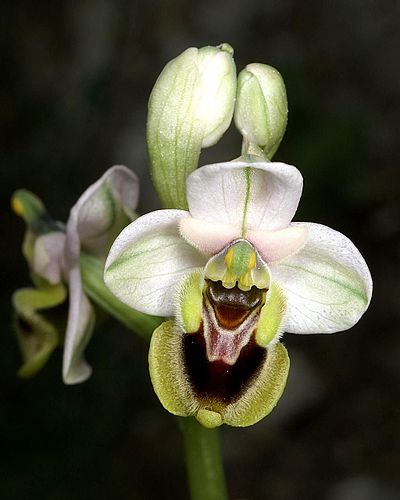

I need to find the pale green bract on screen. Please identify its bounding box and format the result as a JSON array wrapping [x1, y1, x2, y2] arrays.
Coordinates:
[[147, 43, 236, 209]]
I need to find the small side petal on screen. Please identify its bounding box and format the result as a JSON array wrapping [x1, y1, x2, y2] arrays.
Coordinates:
[[247, 225, 308, 263], [186, 159, 303, 232], [270, 223, 372, 334], [104, 210, 207, 316], [179, 217, 240, 255]]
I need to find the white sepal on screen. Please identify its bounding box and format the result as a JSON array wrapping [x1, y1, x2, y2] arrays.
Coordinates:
[[104, 210, 207, 316], [270, 223, 372, 334], [186, 159, 303, 232]]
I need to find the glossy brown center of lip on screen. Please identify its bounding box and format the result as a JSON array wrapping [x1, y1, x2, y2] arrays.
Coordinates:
[[206, 280, 264, 329]]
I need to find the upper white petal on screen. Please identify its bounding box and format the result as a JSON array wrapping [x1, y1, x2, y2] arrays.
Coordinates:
[[104, 210, 207, 316], [186, 159, 303, 232], [270, 223, 372, 334]]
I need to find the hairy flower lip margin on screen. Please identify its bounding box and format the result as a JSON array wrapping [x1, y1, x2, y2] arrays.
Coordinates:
[[104, 157, 372, 336], [149, 319, 290, 428]]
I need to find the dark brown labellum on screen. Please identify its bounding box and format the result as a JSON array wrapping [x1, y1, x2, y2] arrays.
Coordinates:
[[183, 331, 266, 409], [182, 279, 268, 410]]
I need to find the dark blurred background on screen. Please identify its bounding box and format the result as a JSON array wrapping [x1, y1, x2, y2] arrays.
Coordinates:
[[1, 1, 399, 499]]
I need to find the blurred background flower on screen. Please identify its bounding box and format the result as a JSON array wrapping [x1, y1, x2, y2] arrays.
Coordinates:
[[1, 1, 399, 499]]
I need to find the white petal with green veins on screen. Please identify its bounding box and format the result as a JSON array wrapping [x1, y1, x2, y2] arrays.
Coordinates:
[[105, 210, 206, 316], [271, 222, 373, 333]]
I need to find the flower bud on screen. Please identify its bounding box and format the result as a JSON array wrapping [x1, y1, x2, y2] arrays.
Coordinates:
[[196, 44, 237, 148], [234, 63, 288, 159], [147, 44, 236, 209]]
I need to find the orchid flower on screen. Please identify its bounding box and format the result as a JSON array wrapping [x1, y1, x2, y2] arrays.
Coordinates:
[[12, 190, 67, 378], [12, 166, 139, 382], [62, 165, 139, 384], [104, 156, 372, 428]]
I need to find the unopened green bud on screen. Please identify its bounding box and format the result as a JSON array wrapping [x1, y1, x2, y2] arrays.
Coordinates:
[[234, 63, 288, 159], [147, 44, 236, 209]]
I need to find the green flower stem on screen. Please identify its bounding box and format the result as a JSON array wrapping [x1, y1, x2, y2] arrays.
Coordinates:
[[80, 252, 163, 341], [180, 417, 228, 500], [81, 253, 228, 499]]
